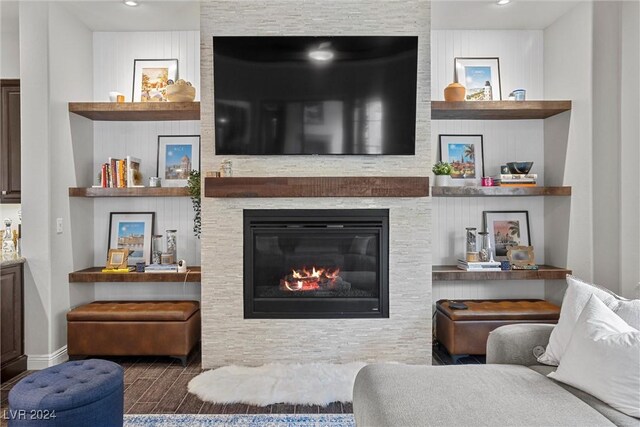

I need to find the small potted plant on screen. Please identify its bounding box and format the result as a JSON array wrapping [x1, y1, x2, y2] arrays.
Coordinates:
[[432, 161, 452, 187], [187, 170, 201, 238]]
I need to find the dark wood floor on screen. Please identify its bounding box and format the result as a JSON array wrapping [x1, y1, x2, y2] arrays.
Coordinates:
[[432, 341, 486, 365], [1, 341, 480, 420]]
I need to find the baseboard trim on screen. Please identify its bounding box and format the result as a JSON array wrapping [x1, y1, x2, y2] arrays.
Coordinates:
[[27, 345, 68, 370]]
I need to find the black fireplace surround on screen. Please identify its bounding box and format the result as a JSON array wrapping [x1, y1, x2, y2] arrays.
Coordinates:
[[244, 209, 389, 319]]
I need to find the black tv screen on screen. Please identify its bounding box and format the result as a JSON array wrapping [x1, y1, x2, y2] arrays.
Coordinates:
[[213, 36, 418, 155]]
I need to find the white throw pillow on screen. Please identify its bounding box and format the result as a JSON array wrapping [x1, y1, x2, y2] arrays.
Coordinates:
[[548, 295, 640, 418], [538, 275, 640, 366]]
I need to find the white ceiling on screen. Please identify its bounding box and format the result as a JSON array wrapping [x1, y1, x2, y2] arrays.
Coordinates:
[[4, 1, 582, 34], [61, 0, 200, 32], [431, 0, 581, 30]]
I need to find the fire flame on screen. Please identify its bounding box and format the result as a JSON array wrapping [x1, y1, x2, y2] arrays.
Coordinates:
[[282, 266, 340, 292]]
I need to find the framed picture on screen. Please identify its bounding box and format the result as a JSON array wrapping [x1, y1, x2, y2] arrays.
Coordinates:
[[108, 212, 155, 265], [303, 102, 324, 125], [157, 135, 201, 187], [507, 246, 536, 267], [483, 211, 531, 260], [132, 59, 178, 102], [105, 249, 128, 269], [439, 134, 484, 183], [454, 57, 501, 101]]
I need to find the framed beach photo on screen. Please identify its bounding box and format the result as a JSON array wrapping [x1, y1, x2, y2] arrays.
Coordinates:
[[454, 57, 501, 101], [157, 135, 201, 187], [108, 212, 155, 265], [132, 59, 178, 102], [439, 134, 484, 184], [483, 211, 531, 260]]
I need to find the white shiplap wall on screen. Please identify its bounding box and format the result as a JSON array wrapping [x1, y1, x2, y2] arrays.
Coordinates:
[[431, 30, 546, 300], [92, 31, 201, 300]]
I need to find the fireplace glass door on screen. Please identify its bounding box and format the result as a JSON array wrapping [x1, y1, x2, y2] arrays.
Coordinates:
[[244, 210, 389, 318]]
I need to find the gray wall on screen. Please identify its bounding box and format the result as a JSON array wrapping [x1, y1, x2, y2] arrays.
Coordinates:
[[619, 1, 640, 298], [543, 2, 594, 303], [200, 0, 431, 366], [544, 1, 640, 300], [19, 2, 95, 365], [590, 1, 639, 298], [592, 1, 621, 293], [0, 1, 19, 78]]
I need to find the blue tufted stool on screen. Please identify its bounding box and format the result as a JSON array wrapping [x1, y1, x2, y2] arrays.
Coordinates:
[[8, 359, 124, 427]]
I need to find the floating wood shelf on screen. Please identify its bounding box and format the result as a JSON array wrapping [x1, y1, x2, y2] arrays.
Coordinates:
[[69, 266, 201, 283], [431, 186, 572, 197], [431, 101, 571, 120], [68, 102, 200, 121], [432, 265, 571, 281], [205, 177, 429, 198], [69, 187, 190, 197]]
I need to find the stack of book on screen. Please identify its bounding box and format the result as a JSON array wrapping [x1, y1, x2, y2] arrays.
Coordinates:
[[493, 174, 537, 187], [145, 264, 179, 273], [457, 259, 502, 272], [98, 156, 142, 188]]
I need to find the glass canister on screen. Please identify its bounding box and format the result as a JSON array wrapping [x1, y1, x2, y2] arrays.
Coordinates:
[[152, 234, 163, 264], [166, 230, 177, 262], [478, 232, 495, 262], [220, 160, 233, 177], [478, 232, 489, 261], [3, 218, 15, 254], [465, 227, 477, 253]]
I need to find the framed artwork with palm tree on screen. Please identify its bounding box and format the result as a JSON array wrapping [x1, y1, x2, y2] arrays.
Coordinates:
[[483, 211, 531, 260], [439, 134, 484, 185]]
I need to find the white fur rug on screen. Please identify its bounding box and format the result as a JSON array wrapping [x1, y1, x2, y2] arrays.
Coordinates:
[[187, 362, 367, 406]]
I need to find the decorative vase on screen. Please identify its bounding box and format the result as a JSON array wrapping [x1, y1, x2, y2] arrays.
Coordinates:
[[444, 83, 466, 102], [434, 175, 451, 187], [166, 84, 196, 102]]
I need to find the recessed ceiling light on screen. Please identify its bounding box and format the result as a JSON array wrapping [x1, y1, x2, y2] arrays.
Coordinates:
[[496, 0, 511, 5], [123, 0, 139, 7]]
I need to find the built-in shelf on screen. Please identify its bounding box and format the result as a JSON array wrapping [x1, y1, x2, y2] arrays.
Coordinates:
[[431, 101, 571, 120], [432, 265, 571, 281], [69, 266, 201, 283], [205, 177, 430, 198], [431, 186, 572, 197], [68, 102, 200, 121], [69, 187, 190, 197]]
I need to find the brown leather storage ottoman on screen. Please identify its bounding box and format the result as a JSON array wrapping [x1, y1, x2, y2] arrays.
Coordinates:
[[67, 301, 200, 365], [435, 299, 559, 361]]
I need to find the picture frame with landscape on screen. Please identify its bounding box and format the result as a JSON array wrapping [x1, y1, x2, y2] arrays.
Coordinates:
[[157, 135, 201, 187], [439, 134, 484, 184], [454, 57, 501, 101], [108, 212, 155, 265], [483, 211, 531, 260], [132, 59, 178, 102]]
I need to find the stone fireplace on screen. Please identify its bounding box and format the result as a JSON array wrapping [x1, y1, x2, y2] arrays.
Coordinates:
[[244, 209, 389, 319], [200, 0, 431, 366]]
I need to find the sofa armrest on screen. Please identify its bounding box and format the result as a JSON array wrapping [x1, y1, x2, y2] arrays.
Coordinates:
[[486, 324, 555, 366]]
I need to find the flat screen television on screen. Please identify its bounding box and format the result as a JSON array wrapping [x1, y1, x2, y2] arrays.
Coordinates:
[[213, 36, 418, 155]]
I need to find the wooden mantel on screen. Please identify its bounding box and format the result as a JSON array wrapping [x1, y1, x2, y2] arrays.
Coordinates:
[[204, 177, 429, 198]]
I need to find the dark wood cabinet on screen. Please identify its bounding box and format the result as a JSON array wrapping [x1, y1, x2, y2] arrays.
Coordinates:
[[1, 79, 21, 203], [1, 263, 26, 381]]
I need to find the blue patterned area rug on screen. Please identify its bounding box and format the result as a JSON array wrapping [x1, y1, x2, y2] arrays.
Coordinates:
[[124, 414, 355, 427]]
